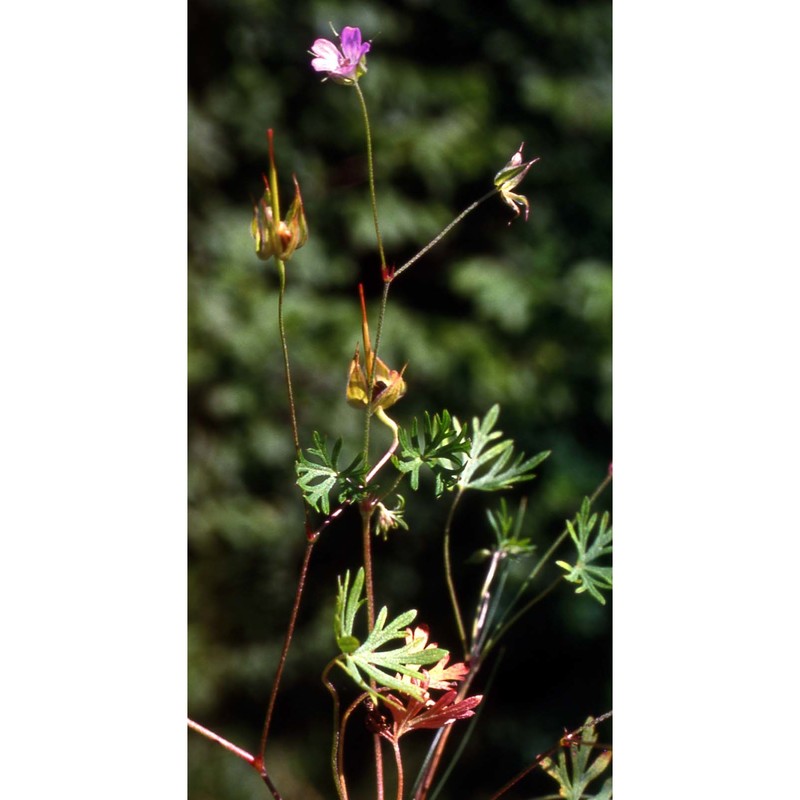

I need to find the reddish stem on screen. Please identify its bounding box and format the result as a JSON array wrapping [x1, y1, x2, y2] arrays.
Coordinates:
[[360, 505, 385, 800], [258, 538, 316, 760], [188, 717, 256, 765], [388, 736, 404, 800]]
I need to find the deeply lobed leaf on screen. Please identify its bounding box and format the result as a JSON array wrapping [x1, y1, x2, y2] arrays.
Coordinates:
[[556, 499, 613, 604], [296, 432, 368, 514], [394, 409, 471, 495], [332, 567, 450, 704], [457, 405, 550, 492]]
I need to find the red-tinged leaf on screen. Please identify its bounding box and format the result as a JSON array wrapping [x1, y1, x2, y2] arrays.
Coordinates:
[[425, 658, 469, 689], [405, 691, 483, 731]]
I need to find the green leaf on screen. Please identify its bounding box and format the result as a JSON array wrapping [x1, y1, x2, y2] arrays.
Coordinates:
[[295, 432, 368, 515], [457, 405, 550, 492], [540, 718, 612, 800], [393, 410, 471, 495], [485, 498, 535, 557], [333, 568, 449, 704], [556, 498, 613, 604], [334, 568, 367, 651]]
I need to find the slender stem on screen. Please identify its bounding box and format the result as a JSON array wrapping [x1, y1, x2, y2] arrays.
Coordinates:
[[473, 556, 511, 659], [359, 503, 385, 800], [359, 281, 394, 472], [587, 470, 613, 506], [442, 488, 468, 656], [339, 693, 371, 792], [322, 661, 349, 800], [393, 189, 497, 280], [257, 204, 318, 756], [469, 550, 505, 660], [388, 737, 404, 800], [354, 81, 388, 273], [353, 69, 387, 466], [188, 718, 255, 765], [258, 538, 315, 760], [373, 733, 386, 800], [360, 506, 377, 628], [187, 718, 283, 800], [368, 407, 399, 481], [370, 280, 391, 370], [276, 258, 301, 457]]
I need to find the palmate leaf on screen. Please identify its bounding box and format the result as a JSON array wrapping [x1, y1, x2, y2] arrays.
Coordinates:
[[333, 568, 449, 704], [555, 498, 613, 605], [457, 405, 550, 492], [540, 718, 612, 800], [295, 432, 368, 515], [393, 410, 471, 496]]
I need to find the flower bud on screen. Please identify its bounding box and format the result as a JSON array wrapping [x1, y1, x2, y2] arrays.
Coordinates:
[[494, 142, 540, 223], [374, 498, 408, 540], [346, 285, 407, 413], [251, 174, 308, 262], [251, 131, 309, 263]]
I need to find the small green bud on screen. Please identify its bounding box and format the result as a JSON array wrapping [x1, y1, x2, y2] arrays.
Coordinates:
[[494, 142, 540, 223]]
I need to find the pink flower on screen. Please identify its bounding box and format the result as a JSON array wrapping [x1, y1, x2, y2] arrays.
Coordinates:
[[310, 26, 371, 83]]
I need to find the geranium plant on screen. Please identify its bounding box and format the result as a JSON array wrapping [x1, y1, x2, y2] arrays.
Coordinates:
[[189, 23, 612, 800]]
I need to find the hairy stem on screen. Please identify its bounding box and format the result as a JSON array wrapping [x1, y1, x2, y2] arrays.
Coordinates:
[[257, 140, 319, 755], [188, 717, 255, 765], [354, 81, 388, 273], [443, 488, 468, 656], [258, 539, 315, 761], [187, 718, 283, 800], [393, 189, 497, 280], [373, 733, 386, 800], [359, 503, 385, 800], [389, 737, 404, 800], [322, 661, 349, 800], [276, 258, 301, 457], [360, 506, 377, 628], [469, 549, 505, 661]]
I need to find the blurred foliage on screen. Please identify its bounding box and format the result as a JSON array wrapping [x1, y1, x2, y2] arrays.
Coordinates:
[[189, 0, 611, 798]]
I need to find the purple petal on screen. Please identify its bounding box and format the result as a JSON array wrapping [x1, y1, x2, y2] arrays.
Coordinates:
[[340, 27, 361, 51], [340, 26, 370, 62]]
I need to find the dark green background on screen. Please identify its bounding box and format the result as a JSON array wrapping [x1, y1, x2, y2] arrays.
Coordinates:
[[189, 1, 611, 797]]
